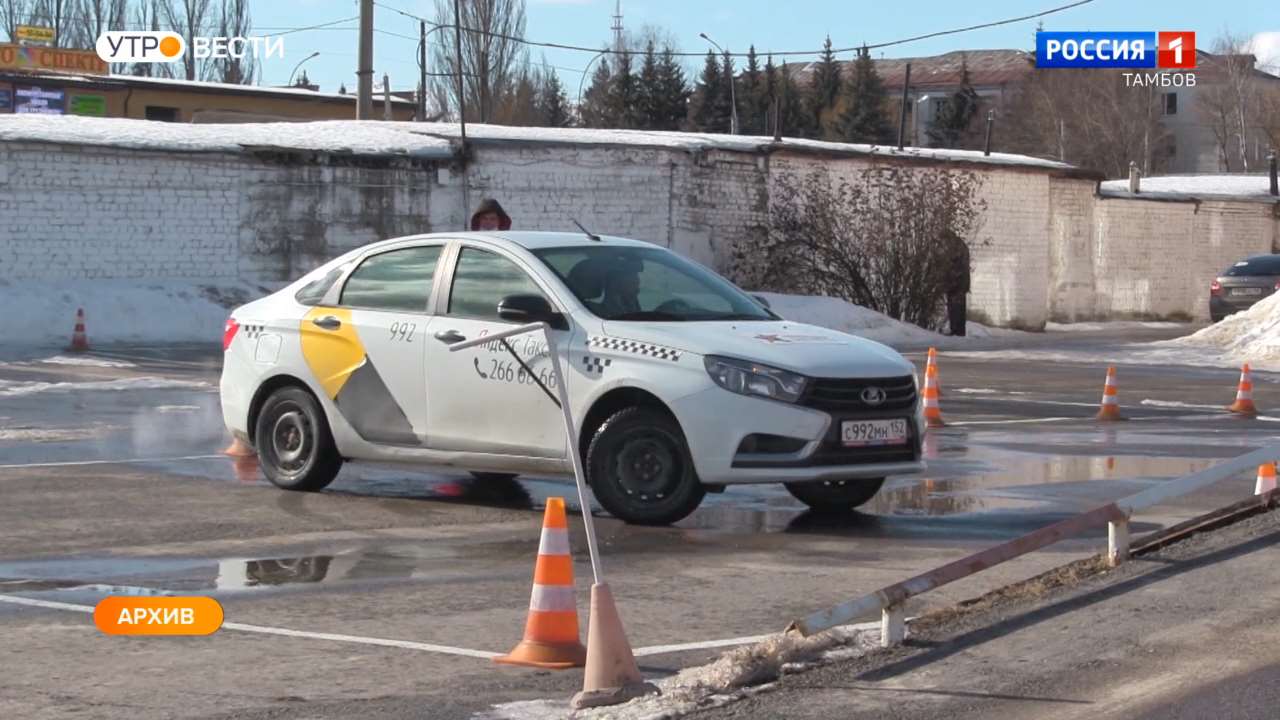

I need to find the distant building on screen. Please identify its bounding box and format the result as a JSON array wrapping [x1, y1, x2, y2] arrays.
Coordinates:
[[0, 43, 415, 122]]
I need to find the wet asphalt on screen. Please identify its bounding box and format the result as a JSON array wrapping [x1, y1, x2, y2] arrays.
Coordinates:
[[1, 327, 1277, 719]]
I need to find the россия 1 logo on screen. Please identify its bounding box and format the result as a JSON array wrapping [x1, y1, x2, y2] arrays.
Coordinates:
[[1036, 31, 1195, 87]]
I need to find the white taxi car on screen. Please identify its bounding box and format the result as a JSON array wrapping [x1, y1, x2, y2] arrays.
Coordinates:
[[220, 231, 924, 525]]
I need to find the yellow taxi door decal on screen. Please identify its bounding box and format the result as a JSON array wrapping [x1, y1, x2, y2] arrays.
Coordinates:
[[300, 308, 365, 398]]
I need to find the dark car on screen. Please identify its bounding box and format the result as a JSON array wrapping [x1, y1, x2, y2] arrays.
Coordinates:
[[1210, 254, 1280, 322]]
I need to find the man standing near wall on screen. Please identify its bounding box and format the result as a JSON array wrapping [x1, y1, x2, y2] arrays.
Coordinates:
[[945, 232, 971, 337], [470, 198, 513, 231]]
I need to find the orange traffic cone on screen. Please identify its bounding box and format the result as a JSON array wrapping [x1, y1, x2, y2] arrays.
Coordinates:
[[571, 582, 660, 709], [1096, 366, 1125, 422], [495, 497, 586, 669], [1256, 463, 1277, 495], [230, 455, 260, 484], [927, 347, 942, 397], [223, 437, 256, 457], [67, 308, 89, 352], [922, 359, 945, 428], [1227, 364, 1258, 416]]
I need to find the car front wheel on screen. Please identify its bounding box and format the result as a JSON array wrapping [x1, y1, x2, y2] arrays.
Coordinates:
[[255, 386, 342, 492], [785, 478, 885, 512], [586, 407, 705, 525]]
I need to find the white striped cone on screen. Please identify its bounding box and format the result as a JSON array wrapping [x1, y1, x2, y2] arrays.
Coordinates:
[[1257, 463, 1277, 495]]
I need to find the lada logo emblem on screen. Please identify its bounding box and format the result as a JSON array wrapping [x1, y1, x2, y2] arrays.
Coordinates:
[[861, 386, 887, 406]]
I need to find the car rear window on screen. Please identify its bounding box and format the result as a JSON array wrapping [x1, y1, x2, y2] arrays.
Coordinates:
[[1224, 256, 1280, 276]]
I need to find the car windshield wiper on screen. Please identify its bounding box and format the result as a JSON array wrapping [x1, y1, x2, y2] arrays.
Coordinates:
[[608, 311, 688, 321]]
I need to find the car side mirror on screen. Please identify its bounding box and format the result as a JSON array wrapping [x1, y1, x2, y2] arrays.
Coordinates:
[[752, 294, 772, 309], [497, 294, 567, 330]]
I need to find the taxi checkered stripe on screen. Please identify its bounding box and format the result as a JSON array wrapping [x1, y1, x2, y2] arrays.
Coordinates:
[[586, 336, 681, 362], [241, 324, 266, 339], [582, 356, 612, 374]]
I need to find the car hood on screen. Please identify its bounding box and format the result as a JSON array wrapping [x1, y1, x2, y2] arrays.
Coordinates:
[[599, 320, 915, 378]]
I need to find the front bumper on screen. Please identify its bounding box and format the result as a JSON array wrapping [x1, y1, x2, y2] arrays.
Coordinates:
[[670, 385, 925, 485]]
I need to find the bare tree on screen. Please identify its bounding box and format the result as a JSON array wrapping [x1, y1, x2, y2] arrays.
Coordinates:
[[30, 0, 71, 45], [733, 165, 986, 330], [160, 0, 212, 81], [430, 0, 528, 123], [69, 0, 128, 49], [128, 0, 173, 77], [1198, 31, 1262, 172], [1, 0, 35, 42], [209, 0, 254, 84]]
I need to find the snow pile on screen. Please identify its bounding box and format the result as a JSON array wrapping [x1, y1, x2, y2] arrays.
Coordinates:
[[0, 278, 267, 353], [1100, 174, 1279, 201], [1162, 292, 1280, 367], [0, 115, 454, 157], [756, 292, 1015, 349]]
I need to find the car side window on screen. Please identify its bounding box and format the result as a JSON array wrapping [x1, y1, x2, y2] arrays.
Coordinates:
[[295, 265, 347, 306], [448, 248, 546, 321], [340, 245, 442, 312]]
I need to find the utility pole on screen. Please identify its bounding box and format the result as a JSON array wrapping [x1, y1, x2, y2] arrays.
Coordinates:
[[453, 0, 467, 142], [897, 63, 911, 150], [418, 20, 428, 122], [383, 72, 392, 121], [356, 0, 373, 119]]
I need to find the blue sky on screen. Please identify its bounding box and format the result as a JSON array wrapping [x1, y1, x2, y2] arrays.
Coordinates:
[[251, 1, 1278, 92]]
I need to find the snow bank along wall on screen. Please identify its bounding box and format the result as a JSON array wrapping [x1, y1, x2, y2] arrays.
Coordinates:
[[1, 128, 1277, 326]]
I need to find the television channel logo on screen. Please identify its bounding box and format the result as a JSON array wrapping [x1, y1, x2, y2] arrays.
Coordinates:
[[1036, 31, 1195, 69]]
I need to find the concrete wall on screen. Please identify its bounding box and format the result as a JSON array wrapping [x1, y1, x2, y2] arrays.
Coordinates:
[[1, 134, 1276, 326]]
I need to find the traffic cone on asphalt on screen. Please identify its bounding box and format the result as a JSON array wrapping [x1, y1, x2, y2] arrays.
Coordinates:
[[1256, 463, 1277, 495], [67, 308, 89, 352], [223, 436, 256, 457], [927, 347, 942, 397], [495, 497, 587, 669], [1228, 364, 1259, 416], [571, 582, 660, 710], [922, 359, 945, 428], [1096, 366, 1126, 422]]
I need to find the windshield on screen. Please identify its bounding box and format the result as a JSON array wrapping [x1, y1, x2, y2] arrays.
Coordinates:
[[534, 245, 776, 322], [1224, 256, 1280, 277]]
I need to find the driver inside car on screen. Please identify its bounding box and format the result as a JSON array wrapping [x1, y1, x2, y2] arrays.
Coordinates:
[[598, 258, 643, 318]]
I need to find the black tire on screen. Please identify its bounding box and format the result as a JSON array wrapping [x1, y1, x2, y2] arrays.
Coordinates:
[[785, 478, 885, 512], [469, 471, 519, 482], [586, 407, 705, 525], [254, 386, 342, 492]]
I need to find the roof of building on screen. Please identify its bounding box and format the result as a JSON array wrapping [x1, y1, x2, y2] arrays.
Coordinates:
[[788, 49, 1034, 90], [0, 69, 416, 105], [0, 114, 1078, 171]]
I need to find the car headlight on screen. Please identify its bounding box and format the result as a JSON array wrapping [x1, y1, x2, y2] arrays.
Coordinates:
[[704, 355, 808, 403]]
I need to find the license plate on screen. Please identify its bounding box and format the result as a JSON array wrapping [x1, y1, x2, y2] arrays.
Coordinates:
[[841, 419, 908, 447], [1231, 287, 1263, 296]]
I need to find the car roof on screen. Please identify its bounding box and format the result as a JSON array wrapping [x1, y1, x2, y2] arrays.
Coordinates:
[[374, 230, 658, 252]]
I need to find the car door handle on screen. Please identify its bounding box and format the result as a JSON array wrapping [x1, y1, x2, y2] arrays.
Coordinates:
[[312, 316, 342, 330], [434, 329, 466, 344]]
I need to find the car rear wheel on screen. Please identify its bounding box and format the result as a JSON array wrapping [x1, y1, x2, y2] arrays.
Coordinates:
[[785, 478, 885, 512], [586, 407, 705, 526], [255, 386, 342, 492]]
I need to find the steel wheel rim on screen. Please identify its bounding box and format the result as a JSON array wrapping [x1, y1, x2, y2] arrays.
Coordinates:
[[271, 406, 312, 474], [614, 429, 683, 503]]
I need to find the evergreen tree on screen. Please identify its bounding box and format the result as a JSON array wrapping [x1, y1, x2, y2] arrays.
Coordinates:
[[741, 45, 762, 135], [691, 49, 729, 132], [927, 56, 980, 148], [537, 69, 572, 127], [838, 47, 892, 144], [654, 46, 691, 130], [611, 50, 639, 129], [721, 51, 738, 133], [763, 54, 778, 135], [580, 58, 615, 127], [636, 41, 662, 129], [809, 36, 841, 135], [777, 61, 811, 138]]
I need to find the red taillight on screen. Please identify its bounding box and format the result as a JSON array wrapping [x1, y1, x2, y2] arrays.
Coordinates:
[[1210, 281, 1222, 296], [223, 317, 240, 351]]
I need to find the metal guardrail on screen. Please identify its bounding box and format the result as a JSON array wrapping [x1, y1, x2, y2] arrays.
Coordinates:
[[790, 444, 1280, 644]]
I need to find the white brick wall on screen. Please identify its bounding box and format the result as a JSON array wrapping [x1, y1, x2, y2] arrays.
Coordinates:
[[1, 136, 1276, 327]]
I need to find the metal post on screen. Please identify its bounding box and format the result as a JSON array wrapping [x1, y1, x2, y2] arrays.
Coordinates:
[[897, 63, 910, 150], [880, 605, 905, 647], [983, 109, 994, 156], [453, 0, 467, 142], [1269, 150, 1278, 197], [1108, 518, 1130, 567], [772, 95, 781, 143], [447, 322, 604, 584], [356, 0, 373, 119], [418, 20, 427, 122], [383, 72, 391, 121], [727, 52, 739, 135]]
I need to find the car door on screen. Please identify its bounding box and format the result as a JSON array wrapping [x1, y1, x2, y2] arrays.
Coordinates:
[[301, 243, 443, 447], [423, 243, 569, 458]]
